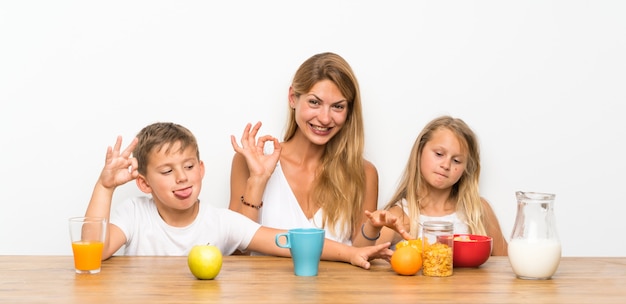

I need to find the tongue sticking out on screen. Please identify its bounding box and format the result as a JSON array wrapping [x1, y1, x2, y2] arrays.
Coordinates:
[[174, 187, 193, 199]]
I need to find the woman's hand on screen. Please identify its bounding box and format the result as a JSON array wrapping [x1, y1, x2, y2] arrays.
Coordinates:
[[230, 122, 281, 180], [365, 210, 412, 240]]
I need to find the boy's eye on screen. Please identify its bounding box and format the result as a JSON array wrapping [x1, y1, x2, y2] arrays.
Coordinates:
[[161, 169, 173, 175], [185, 164, 194, 170]]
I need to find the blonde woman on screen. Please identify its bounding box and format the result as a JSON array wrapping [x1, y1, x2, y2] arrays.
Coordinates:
[[229, 52, 378, 247], [357, 115, 508, 256]]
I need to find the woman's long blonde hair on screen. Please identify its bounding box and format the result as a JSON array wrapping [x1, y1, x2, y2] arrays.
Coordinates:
[[284, 52, 365, 240], [384, 116, 487, 238]]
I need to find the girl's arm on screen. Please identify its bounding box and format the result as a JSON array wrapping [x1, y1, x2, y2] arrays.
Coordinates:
[[481, 198, 509, 256]]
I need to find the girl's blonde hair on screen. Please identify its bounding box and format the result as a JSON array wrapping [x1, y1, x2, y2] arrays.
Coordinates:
[[284, 52, 365, 240], [384, 116, 486, 238]]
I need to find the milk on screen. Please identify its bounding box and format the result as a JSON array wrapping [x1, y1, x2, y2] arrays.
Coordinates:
[[508, 239, 561, 279]]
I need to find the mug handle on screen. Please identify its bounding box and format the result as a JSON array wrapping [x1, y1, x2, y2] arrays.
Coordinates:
[[275, 233, 291, 248]]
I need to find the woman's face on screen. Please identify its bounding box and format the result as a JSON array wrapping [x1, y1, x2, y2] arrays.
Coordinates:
[[290, 79, 349, 146]]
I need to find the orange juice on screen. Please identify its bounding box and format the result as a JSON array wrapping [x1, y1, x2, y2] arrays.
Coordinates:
[[71, 241, 104, 272]]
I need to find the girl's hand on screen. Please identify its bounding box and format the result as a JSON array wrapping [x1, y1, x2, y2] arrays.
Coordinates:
[[230, 122, 281, 180], [98, 136, 139, 189], [365, 210, 412, 240]]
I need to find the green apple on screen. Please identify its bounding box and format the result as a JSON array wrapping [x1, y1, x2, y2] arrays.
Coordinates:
[[188, 244, 223, 280]]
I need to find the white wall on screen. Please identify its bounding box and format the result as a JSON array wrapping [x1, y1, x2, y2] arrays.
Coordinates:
[[1, 1, 624, 257]]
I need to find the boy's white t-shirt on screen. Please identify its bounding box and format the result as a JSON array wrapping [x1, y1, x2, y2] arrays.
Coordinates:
[[110, 196, 261, 256]]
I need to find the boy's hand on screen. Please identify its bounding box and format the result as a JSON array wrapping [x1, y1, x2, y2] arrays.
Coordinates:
[[349, 242, 393, 269], [99, 136, 139, 189], [230, 122, 281, 180], [365, 210, 412, 240]]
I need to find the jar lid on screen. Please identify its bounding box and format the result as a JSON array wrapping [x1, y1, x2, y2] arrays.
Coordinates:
[[422, 221, 453, 231]]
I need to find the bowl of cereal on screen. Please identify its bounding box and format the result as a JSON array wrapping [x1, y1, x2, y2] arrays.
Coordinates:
[[453, 234, 492, 267]]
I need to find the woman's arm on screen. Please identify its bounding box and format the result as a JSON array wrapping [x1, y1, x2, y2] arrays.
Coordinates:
[[228, 122, 281, 220], [350, 160, 380, 245]]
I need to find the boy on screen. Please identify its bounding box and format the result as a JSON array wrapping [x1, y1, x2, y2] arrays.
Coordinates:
[[85, 122, 391, 269]]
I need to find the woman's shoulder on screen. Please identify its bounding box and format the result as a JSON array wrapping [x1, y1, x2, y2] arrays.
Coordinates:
[[363, 159, 378, 175]]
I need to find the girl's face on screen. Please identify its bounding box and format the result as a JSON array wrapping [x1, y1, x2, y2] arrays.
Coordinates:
[[290, 79, 349, 146], [419, 128, 467, 191], [137, 142, 204, 212]]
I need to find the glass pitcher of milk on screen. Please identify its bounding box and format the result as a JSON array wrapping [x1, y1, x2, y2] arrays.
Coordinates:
[[508, 191, 561, 280]]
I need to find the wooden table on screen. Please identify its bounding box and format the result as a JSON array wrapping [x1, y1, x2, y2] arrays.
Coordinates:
[[1, 255, 625, 303]]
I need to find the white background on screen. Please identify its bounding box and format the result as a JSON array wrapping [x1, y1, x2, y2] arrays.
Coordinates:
[[1, 1, 624, 257]]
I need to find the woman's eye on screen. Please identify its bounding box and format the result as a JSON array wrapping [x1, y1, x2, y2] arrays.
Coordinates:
[[332, 104, 346, 110], [308, 99, 320, 106]]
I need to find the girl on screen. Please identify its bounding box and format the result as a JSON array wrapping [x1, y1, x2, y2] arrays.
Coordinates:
[[357, 115, 508, 255]]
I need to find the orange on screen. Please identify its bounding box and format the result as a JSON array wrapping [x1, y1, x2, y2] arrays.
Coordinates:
[[395, 238, 423, 253], [390, 246, 422, 276]]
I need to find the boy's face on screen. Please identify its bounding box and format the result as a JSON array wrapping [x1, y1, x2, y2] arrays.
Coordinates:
[[136, 141, 204, 214]]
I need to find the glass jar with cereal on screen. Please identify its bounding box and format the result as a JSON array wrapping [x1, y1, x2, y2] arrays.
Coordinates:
[[422, 221, 454, 277]]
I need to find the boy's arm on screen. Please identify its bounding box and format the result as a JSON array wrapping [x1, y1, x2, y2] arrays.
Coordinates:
[[84, 136, 138, 260], [247, 226, 393, 270]]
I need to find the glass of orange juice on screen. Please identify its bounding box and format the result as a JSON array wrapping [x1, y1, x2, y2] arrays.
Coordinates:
[[68, 217, 107, 274]]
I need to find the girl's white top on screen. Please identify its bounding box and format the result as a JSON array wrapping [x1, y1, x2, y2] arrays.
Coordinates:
[[398, 198, 470, 237]]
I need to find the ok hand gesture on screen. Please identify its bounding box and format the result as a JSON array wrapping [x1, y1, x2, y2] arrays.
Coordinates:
[[231, 122, 281, 180], [98, 136, 139, 189]]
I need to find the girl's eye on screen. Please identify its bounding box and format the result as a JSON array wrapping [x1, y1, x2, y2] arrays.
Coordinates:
[[453, 159, 462, 164], [435, 152, 444, 157]]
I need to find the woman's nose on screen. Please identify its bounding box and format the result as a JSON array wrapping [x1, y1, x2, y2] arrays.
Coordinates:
[[317, 107, 332, 125]]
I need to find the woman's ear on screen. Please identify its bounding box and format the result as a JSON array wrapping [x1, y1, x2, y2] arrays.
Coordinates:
[[135, 174, 152, 194], [288, 86, 297, 109]]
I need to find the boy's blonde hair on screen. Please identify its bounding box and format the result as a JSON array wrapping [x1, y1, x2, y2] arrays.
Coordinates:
[[133, 122, 200, 175]]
